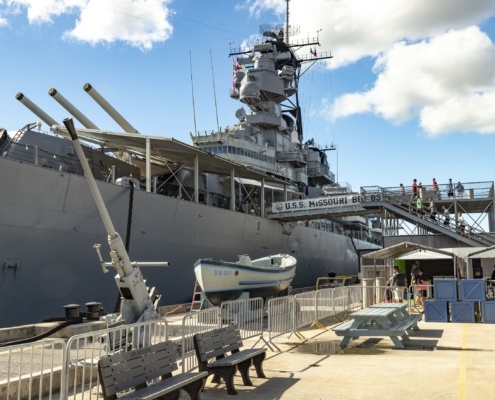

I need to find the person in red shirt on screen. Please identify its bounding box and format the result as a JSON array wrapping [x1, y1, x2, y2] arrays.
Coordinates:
[[411, 179, 417, 198], [432, 178, 439, 194]]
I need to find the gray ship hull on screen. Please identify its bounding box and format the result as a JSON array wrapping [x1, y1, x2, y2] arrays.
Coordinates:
[[0, 156, 376, 328]]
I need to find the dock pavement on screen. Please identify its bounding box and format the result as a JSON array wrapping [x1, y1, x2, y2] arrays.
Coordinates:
[[184, 316, 495, 400]]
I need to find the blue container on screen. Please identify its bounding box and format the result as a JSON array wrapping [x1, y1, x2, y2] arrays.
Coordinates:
[[481, 301, 495, 323], [451, 301, 475, 323], [424, 300, 449, 322], [433, 279, 458, 301], [460, 279, 486, 301]]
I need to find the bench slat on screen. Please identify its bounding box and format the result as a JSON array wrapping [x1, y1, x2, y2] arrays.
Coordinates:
[[332, 320, 355, 333], [119, 372, 207, 400], [391, 314, 422, 332], [193, 324, 267, 395], [99, 341, 180, 397], [207, 349, 266, 367], [99, 340, 206, 400]]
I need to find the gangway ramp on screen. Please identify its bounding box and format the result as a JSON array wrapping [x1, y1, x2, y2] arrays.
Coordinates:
[[364, 198, 492, 246]]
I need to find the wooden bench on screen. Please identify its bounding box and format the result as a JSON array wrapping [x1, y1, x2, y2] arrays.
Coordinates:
[[98, 340, 207, 400], [193, 324, 267, 395]]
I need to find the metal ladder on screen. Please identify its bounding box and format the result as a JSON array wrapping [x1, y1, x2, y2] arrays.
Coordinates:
[[190, 280, 204, 312]]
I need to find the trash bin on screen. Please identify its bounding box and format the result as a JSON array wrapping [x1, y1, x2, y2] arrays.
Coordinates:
[[466, 188, 473, 199], [473, 261, 483, 279]]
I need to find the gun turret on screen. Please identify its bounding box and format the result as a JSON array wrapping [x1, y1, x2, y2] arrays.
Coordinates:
[[16, 92, 59, 128], [62, 117, 168, 324], [49, 88, 99, 130], [83, 83, 139, 134]]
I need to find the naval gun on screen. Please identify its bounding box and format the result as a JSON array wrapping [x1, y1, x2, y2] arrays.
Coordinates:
[[62, 117, 168, 324]]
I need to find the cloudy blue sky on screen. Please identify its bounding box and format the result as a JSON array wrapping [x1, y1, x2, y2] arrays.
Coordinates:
[[1, 0, 495, 193]]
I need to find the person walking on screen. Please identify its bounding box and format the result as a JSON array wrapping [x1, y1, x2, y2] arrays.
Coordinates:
[[458, 212, 466, 236], [416, 196, 423, 218], [428, 198, 437, 223], [391, 266, 407, 303], [399, 183, 405, 196], [416, 268, 430, 311], [418, 181, 423, 199], [456, 181, 465, 199], [446, 178, 454, 199], [442, 206, 450, 228], [432, 178, 439, 199], [384, 282, 393, 303], [410, 261, 420, 304], [411, 179, 418, 199]]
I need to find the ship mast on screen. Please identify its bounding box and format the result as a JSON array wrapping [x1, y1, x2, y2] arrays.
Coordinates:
[[285, 0, 290, 43]]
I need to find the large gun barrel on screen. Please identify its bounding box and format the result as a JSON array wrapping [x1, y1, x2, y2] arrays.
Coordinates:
[[16, 92, 59, 128], [83, 83, 139, 134], [63, 118, 161, 323], [49, 88, 99, 130]]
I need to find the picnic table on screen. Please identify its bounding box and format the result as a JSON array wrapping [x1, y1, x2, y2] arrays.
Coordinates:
[[369, 302, 416, 321], [333, 304, 422, 349]]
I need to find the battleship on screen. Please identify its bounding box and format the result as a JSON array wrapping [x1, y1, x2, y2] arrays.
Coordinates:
[[0, 12, 379, 329]]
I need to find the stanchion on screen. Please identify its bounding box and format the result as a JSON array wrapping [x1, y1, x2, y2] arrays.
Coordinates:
[[362, 278, 374, 308]]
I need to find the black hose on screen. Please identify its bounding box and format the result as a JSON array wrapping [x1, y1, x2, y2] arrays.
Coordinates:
[[0, 318, 83, 347]]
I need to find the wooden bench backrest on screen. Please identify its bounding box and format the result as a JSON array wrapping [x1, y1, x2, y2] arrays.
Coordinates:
[[98, 340, 178, 398], [194, 325, 242, 363]]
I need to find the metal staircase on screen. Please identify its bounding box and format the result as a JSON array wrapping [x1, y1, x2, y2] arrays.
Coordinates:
[[361, 184, 495, 247]]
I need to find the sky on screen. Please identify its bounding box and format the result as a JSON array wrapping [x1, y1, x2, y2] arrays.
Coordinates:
[[1, 0, 495, 194]]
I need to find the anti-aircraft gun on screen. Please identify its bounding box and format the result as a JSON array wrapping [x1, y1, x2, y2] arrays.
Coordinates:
[[62, 118, 169, 325]]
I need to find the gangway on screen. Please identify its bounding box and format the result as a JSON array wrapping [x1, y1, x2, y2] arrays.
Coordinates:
[[361, 183, 495, 247], [267, 181, 495, 248]]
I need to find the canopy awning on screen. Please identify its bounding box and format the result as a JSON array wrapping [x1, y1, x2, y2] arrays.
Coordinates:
[[51, 125, 293, 185], [362, 242, 455, 260]]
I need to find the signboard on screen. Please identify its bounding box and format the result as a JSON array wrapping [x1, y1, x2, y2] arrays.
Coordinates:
[[271, 194, 362, 214]]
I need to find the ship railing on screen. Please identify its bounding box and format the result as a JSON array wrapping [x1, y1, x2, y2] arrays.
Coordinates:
[[2, 141, 119, 182], [361, 180, 494, 201], [0, 338, 66, 400]]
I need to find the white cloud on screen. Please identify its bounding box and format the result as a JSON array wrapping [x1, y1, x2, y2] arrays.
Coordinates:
[[4, 0, 83, 23], [249, 0, 495, 68], [330, 27, 495, 135], [65, 0, 173, 50], [1, 0, 173, 49], [420, 93, 495, 135]]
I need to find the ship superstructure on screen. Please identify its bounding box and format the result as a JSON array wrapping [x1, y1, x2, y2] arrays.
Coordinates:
[[0, 11, 379, 329]]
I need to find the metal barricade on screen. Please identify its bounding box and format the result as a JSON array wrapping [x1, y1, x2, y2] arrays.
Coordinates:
[[220, 298, 264, 340], [267, 296, 295, 349], [332, 286, 347, 318], [180, 307, 221, 373], [294, 291, 318, 333], [346, 285, 363, 312], [0, 339, 66, 400], [64, 319, 168, 400], [315, 288, 335, 321]]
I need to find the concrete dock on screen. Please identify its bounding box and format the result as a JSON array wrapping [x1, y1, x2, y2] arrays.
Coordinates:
[[186, 318, 495, 400]]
